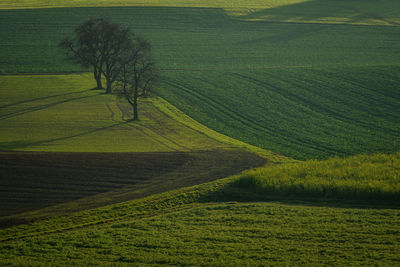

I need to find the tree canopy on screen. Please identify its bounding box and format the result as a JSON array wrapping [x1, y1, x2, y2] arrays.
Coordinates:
[[59, 18, 133, 94], [116, 37, 159, 121], [59, 18, 159, 120]]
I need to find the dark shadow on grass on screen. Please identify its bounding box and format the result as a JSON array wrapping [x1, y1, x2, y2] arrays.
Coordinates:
[[0, 89, 90, 109], [201, 183, 400, 210], [0, 92, 101, 121], [239, 0, 400, 26], [0, 121, 129, 151], [239, 23, 332, 45]]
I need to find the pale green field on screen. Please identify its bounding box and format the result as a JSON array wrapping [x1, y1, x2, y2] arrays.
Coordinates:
[[0, 74, 230, 153], [1, 0, 399, 25]]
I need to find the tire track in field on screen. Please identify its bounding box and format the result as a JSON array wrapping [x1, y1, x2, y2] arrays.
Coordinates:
[[315, 71, 400, 122], [228, 73, 357, 154], [114, 103, 190, 151], [143, 102, 227, 149], [0, 89, 89, 109], [0, 93, 99, 120], [116, 103, 131, 121], [105, 103, 115, 121], [164, 78, 340, 155], [263, 70, 400, 135], [163, 78, 301, 150], [125, 122, 191, 152], [114, 103, 178, 151]]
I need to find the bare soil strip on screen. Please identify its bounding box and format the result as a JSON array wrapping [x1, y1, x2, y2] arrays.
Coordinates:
[[0, 150, 265, 228]]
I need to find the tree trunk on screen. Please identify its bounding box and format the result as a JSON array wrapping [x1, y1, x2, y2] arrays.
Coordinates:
[[96, 78, 103, 89], [93, 68, 103, 89], [105, 79, 112, 94], [133, 89, 139, 121], [132, 98, 139, 121]]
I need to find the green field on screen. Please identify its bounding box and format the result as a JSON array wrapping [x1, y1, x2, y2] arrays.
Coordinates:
[[234, 151, 400, 202], [1, 0, 400, 265], [160, 67, 400, 159], [1, 159, 400, 265], [0, 74, 229, 152], [1, 2, 399, 159], [2, 203, 400, 266], [0, 74, 269, 227]]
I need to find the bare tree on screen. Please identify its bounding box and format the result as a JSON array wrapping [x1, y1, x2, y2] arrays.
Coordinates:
[[59, 18, 133, 94], [116, 37, 159, 121]]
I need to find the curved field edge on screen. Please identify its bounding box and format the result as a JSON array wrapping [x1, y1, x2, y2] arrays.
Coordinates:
[[159, 67, 400, 160], [151, 96, 293, 163], [0, 73, 284, 227], [0, 0, 306, 10], [1, 150, 399, 242], [1, 155, 400, 265], [0, 149, 266, 222], [0, 74, 290, 162]]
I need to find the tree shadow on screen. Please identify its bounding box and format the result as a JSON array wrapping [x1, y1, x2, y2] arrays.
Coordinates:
[[239, 0, 400, 26], [0, 89, 90, 109], [0, 121, 129, 151], [0, 91, 101, 121], [201, 182, 400, 210]]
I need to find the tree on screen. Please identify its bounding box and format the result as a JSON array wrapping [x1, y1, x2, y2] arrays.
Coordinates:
[[115, 37, 159, 121], [59, 18, 133, 94]]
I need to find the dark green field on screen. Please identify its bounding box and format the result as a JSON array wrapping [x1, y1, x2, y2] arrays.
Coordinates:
[[1, 4, 399, 159], [160, 67, 400, 159]]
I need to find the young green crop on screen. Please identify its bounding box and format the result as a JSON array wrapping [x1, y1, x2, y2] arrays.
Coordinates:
[[1, 0, 399, 26], [159, 67, 400, 159], [1, 5, 399, 159]]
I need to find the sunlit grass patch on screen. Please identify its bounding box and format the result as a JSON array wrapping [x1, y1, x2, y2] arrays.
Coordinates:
[[233, 151, 400, 202], [0, 74, 228, 152]]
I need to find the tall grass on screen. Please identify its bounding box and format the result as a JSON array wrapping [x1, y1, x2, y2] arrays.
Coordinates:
[[233, 151, 400, 202]]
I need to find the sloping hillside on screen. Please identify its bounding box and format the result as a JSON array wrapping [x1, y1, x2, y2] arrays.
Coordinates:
[[0, 74, 271, 226], [1, 2, 399, 159]]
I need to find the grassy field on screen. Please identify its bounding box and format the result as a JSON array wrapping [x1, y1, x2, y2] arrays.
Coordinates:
[[0, 74, 229, 152], [0, 73, 273, 226], [233, 151, 400, 202], [160, 67, 400, 159], [1, 5, 400, 72], [1, 1, 400, 265], [2, 203, 400, 266], [1, 0, 399, 26], [0, 2, 399, 159], [1, 157, 399, 265]]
